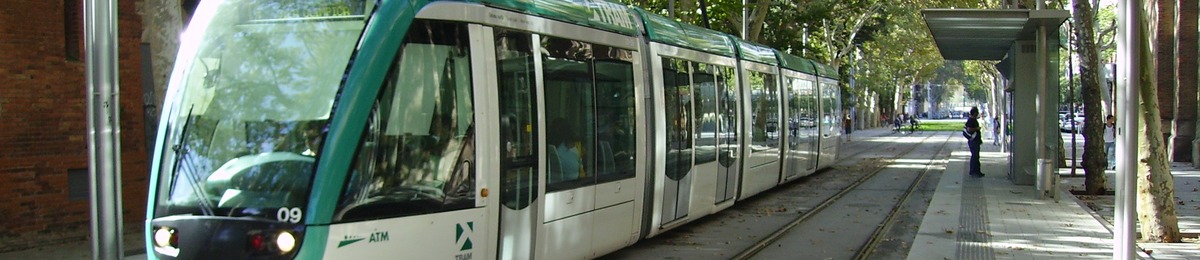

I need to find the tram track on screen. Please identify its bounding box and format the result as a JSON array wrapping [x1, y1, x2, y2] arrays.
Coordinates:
[[733, 132, 953, 259], [852, 134, 954, 259], [602, 130, 956, 259]]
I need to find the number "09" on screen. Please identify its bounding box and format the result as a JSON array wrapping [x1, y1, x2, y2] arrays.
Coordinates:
[[277, 207, 303, 223]]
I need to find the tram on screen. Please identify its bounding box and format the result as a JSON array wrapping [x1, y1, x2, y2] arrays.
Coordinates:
[[144, 0, 842, 259]]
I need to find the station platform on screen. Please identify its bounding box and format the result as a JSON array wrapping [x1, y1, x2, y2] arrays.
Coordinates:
[[909, 139, 1200, 259]]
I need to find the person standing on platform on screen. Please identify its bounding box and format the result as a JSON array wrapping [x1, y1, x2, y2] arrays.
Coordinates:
[[964, 107, 983, 177]]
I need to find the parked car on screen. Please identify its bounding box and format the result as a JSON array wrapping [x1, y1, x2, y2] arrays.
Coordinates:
[[1059, 113, 1084, 133]]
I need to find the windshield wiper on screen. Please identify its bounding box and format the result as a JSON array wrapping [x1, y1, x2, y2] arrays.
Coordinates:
[[170, 104, 216, 216]]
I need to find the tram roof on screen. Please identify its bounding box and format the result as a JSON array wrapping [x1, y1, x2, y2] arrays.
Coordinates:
[[777, 52, 817, 75], [479, 0, 639, 36], [732, 38, 778, 66], [812, 62, 837, 79], [633, 8, 738, 57]]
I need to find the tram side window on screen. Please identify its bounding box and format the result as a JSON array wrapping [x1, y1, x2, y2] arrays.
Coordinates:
[[542, 36, 636, 191], [797, 79, 817, 132], [749, 71, 780, 148], [692, 63, 718, 164], [716, 66, 739, 168], [821, 82, 839, 136], [336, 21, 475, 222], [497, 29, 538, 210], [662, 57, 693, 181], [593, 45, 636, 182]]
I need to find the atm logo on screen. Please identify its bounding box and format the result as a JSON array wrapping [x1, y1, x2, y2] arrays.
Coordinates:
[[455, 222, 474, 251], [337, 231, 389, 248]]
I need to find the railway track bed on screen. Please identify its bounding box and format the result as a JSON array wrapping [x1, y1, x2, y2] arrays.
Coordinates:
[[604, 131, 958, 259]]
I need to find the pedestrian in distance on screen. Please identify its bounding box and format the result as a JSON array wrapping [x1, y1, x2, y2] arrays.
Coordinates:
[[843, 113, 852, 142], [1104, 115, 1116, 170], [963, 107, 984, 177], [992, 116, 1001, 146]]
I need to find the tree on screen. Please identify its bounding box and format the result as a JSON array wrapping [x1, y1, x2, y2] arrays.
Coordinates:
[[1071, 0, 1108, 194], [1136, 0, 1182, 243], [965, 60, 1002, 125], [138, 0, 185, 120], [618, 0, 790, 43]]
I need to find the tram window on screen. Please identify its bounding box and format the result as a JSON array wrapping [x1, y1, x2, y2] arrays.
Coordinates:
[[662, 57, 692, 181], [593, 45, 635, 182], [693, 63, 718, 165], [497, 29, 537, 210], [795, 79, 817, 131], [336, 20, 475, 222], [821, 82, 839, 135], [749, 71, 780, 150], [716, 66, 739, 169], [542, 36, 636, 191], [542, 36, 593, 191]]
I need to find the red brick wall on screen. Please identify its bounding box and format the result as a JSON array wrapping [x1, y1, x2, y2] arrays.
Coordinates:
[[0, 0, 148, 252]]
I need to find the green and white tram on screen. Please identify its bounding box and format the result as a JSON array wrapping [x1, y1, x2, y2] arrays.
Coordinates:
[[145, 0, 841, 259]]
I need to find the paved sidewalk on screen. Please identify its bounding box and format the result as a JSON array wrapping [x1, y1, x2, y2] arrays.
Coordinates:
[[909, 141, 1200, 259], [0, 232, 145, 260]]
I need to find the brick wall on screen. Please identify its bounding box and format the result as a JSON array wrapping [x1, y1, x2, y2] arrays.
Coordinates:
[[0, 0, 148, 252]]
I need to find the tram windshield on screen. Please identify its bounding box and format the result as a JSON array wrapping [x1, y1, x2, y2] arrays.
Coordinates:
[[153, 0, 370, 221]]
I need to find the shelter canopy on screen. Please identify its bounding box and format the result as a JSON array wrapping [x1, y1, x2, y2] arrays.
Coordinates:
[[922, 9, 1069, 60]]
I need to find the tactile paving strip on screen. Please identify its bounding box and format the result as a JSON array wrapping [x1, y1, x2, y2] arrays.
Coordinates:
[[956, 175, 996, 259]]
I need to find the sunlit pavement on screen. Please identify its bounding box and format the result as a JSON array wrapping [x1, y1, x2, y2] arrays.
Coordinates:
[[0, 232, 145, 260], [910, 134, 1200, 259]]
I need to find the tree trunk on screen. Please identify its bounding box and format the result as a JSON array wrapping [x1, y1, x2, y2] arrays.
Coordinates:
[[677, 0, 696, 21], [1176, 0, 1200, 166], [1156, 0, 1177, 153], [1072, 0, 1107, 194], [1058, 134, 1068, 167], [746, 0, 772, 42], [137, 0, 184, 116], [1137, 0, 1182, 242]]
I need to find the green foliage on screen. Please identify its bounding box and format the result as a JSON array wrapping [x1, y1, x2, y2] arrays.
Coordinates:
[[1095, 4, 1117, 61], [619, 0, 1001, 114], [918, 120, 967, 132]]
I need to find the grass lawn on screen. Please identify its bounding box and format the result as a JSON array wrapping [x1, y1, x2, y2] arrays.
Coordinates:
[[918, 121, 965, 132]]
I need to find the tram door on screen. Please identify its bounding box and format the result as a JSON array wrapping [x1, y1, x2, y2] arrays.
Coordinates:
[[494, 29, 539, 260], [816, 79, 840, 169], [781, 76, 803, 180], [660, 57, 693, 223], [783, 75, 817, 179], [712, 65, 740, 204]]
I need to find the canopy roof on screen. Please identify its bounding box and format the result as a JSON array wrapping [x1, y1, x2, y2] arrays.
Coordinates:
[[922, 9, 1069, 60]]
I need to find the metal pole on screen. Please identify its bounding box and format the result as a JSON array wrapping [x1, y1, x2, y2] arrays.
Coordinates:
[[668, 0, 675, 18], [1068, 20, 1078, 177], [85, 0, 123, 259], [1115, 0, 1139, 258], [1035, 2, 1052, 199]]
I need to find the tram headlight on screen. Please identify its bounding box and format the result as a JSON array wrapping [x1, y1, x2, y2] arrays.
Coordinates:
[[154, 227, 176, 248], [276, 231, 297, 253]]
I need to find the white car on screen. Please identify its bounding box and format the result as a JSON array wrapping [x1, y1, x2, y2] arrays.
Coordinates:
[[1060, 114, 1084, 132]]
